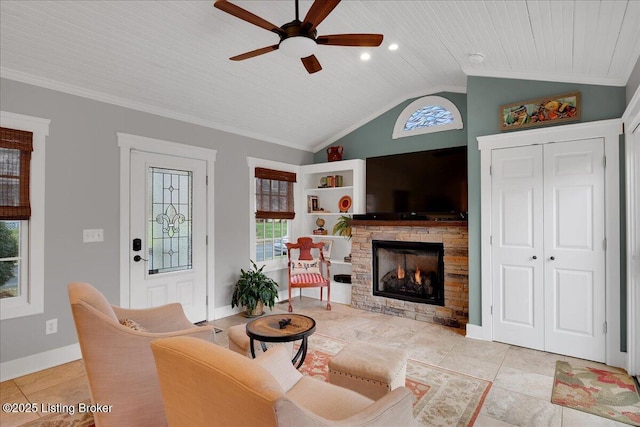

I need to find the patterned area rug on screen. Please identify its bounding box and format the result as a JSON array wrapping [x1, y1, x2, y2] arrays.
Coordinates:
[[300, 334, 492, 427], [551, 360, 640, 426]]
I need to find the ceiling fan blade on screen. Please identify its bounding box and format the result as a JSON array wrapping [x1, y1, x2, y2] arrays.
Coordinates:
[[302, 0, 340, 32], [214, 0, 285, 36], [301, 55, 322, 74], [230, 45, 279, 61], [316, 34, 384, 47]]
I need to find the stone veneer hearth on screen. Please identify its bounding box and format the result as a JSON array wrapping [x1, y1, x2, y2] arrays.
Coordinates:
[[350, 220, 468, 330]]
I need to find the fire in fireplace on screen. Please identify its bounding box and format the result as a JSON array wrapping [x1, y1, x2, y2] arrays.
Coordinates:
[[372, 240, 444, 305]]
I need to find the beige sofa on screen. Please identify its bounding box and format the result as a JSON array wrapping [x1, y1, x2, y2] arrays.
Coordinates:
[[151, 336, 416, 427], [68, 282, 216, 427]]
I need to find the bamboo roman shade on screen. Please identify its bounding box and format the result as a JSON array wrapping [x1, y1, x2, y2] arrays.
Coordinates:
[[0, 127, 33, 220], [255, 167, 296, 220]]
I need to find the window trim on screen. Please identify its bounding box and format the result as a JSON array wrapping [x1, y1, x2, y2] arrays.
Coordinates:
[[0, 111, 50, 320], [392, 95, 463, 139], [247, 157, 299, 272]]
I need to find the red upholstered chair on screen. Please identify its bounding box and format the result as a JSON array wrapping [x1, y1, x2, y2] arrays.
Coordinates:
[[286, 237, 331, 312]]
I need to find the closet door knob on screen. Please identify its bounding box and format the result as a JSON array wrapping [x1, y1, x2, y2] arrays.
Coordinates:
[[550, 256, 555, 261], [532, 256, 537, 260]]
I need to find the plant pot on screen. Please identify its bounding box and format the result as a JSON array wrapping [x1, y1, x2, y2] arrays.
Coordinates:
[[244, 301, 264, 318]]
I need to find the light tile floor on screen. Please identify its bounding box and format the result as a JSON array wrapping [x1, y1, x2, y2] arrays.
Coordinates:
[[0, 298, 633, 427]]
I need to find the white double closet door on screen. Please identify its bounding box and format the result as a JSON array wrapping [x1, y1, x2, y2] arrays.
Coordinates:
[[491, 138, 606, 362]]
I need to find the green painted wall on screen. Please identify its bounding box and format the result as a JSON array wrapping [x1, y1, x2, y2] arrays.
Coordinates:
[[313, 92, 468, 163], [466, 77, 626, 334], [321, 78, 627, 348]]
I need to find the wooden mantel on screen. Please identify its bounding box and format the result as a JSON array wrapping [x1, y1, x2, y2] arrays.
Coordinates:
[[350, 220, 468, 228]]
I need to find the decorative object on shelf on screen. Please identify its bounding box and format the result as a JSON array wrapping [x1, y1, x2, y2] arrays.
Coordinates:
[[333, 215, 352, 262], [231, 260, 279, 317], [320, 240, 333, 259], [307, 195, 319, 212], [314, 217, 328, 235], [319, 175, 344, 188], [338, 195, 352, 213], [332, 215, 352, 240], [334, 274, 351, 284], [327, 145, 344, 162], [499, 91, 581, 131]]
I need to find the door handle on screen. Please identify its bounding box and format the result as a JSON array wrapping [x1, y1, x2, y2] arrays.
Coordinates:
[[549, 256, 555, 261], [133, 255, 148, 262], [532, 255, 537, 260]]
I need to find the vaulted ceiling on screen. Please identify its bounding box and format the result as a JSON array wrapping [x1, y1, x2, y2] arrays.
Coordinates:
[[1, 1, 639, 152]]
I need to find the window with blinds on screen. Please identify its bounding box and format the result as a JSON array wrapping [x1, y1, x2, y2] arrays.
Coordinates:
[[254, 167, 296, 262], [255, 167, 296, 220], [0, 127, 33, 220]]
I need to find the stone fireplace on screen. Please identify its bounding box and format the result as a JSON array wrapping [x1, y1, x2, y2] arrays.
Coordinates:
[[350, 220, 468, 330]]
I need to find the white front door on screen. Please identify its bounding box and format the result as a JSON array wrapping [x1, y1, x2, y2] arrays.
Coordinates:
[[491, 139, 606, 362], [543, 138, 606, 361], [129, 150, 208, 322], [491, 145, 545, 350]]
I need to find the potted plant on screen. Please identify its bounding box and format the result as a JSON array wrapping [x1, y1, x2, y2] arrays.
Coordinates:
[[231, 260, 279, 317], [332, 215, 352, 240], [333, 215, 353, 263]]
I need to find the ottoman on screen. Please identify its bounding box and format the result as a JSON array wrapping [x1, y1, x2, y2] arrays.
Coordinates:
[[328, 341, 408, 400]]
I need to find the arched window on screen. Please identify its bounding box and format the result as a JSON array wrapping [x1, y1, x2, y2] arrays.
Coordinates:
[[392, 96, 463, 139]]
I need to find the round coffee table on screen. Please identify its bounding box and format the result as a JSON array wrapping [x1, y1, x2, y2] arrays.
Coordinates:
[[246, 314, 316, 368]]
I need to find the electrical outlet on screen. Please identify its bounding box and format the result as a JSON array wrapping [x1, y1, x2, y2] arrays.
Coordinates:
[[45, 318, 57, 335]]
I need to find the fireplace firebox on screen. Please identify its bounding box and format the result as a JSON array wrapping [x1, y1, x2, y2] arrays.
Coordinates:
[[372, 240, 444, 306]]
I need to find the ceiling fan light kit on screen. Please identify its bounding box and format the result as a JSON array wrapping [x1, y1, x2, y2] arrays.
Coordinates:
[[214, 0, 383, 74], [280, 36, 317, 58]]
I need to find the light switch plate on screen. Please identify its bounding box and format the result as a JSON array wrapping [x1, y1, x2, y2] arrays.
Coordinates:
[[83, 229, 104, 243]]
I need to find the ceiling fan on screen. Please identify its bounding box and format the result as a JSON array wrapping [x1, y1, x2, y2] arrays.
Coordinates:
[[214, 0, 383, 74]]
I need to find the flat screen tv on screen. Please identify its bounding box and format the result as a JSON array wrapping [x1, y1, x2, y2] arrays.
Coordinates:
[[365, 146, 468, 219]]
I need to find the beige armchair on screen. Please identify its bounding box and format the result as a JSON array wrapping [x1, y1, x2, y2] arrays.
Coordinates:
[[151, 336, 416, 427], [67, 282, 215, 427]]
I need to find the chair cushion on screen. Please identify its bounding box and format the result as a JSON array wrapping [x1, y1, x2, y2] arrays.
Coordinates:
[[290, 273, 327, 285], [290, 259, 321, 275]]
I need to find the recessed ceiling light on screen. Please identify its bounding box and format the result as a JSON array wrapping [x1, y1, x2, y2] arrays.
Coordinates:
[[360, 52, 371, 61], [468, 53, 485, 64], [388, 43, 399, 51]]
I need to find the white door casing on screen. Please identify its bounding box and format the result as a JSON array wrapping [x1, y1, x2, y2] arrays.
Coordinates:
[[130, 151, 207, 322], [118, 133, 217, 321]]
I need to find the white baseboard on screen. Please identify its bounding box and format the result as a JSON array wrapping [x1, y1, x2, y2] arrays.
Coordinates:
[[1, 343, 82, 382], [465, 323, 490, 341]]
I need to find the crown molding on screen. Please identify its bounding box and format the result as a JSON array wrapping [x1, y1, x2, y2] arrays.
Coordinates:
[[463, 66, 627, 87], [0, 67, 310, 152]]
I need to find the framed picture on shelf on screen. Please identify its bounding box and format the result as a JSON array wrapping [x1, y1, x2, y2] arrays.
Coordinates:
[[307, 195, 319, 212], [320, 240, 333, 259]]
